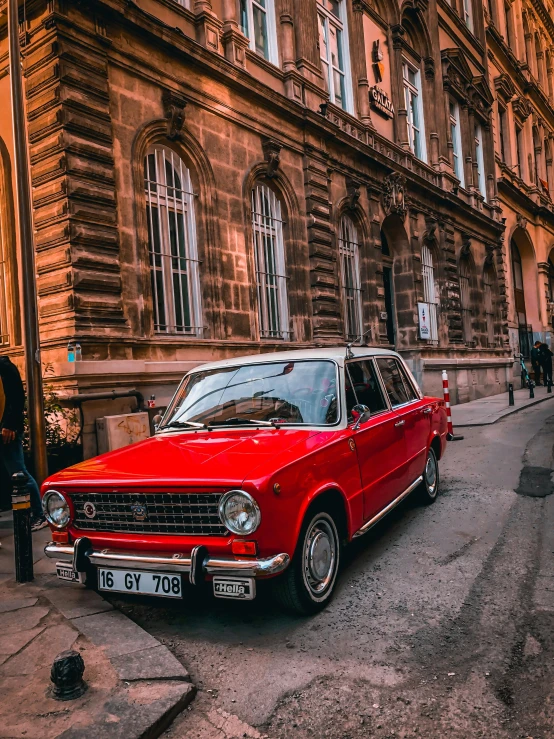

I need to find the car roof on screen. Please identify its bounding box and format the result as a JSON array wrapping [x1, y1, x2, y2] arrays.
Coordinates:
[[188, 347, 401, 374]]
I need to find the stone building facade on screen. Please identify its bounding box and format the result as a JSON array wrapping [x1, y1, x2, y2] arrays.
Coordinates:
[[0, 0, 519, 457], [485, 0, 554, 358]]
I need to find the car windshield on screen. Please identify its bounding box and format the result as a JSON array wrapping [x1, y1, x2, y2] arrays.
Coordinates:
[[160, 360, 339, 429]]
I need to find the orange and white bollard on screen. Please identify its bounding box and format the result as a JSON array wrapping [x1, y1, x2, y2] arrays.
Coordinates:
[[442, 370, 464, 441]]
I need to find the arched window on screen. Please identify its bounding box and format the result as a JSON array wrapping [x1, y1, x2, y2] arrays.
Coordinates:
[[421, 243, 438, 342], [459, 259, 472, 343], [483, 265, 496, 346], [251, 184, 289, 340], [144, 145, 202, 335], [339, 216, 363, 341]]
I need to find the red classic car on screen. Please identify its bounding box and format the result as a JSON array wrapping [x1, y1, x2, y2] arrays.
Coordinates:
[[43, 348, 447, 614]]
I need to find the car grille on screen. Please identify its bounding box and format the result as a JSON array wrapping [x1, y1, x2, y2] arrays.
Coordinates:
[[70, 491, 228, 537]]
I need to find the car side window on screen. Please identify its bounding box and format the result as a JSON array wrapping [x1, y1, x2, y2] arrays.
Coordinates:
[[345, 360, 387, 421], [398, 363, 419, 401], [376, 358, 411, 407]]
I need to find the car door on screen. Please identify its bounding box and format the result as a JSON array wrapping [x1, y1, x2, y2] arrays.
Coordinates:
[[345, 359, 407, 521], [375, 357, 431, 488]]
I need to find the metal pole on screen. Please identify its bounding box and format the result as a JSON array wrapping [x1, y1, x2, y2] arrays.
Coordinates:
[[8, 0, 48, 484], [11, 471, 34, 583], [508, 383, 514, 406]]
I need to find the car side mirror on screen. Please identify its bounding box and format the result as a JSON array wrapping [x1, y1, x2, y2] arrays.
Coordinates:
[[352, 404, 370, 430]]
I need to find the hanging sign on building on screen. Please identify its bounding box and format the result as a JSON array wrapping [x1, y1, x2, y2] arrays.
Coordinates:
[[369, 86, 394, 119], [418, 302, 430, 340]]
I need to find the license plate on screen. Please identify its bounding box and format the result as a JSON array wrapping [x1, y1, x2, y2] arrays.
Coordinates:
[[213, 577, 256, 600], [56, 564, 80, 582], [98, 568, 182, 598]]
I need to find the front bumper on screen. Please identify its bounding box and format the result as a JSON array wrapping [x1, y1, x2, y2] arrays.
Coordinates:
[[44, 539, 290, 581]]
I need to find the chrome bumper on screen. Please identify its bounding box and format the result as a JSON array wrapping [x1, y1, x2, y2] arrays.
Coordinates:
[[44, 541, 290, 579]]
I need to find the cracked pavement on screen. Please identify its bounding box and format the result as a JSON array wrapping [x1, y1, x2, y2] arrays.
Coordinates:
[[109, 402, 554, 739]]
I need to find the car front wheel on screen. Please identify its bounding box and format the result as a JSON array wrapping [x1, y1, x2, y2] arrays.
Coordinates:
[[273, 509, 341, 615], [416, 447, 439, 505]]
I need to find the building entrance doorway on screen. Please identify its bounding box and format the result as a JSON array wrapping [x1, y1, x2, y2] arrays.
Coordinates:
[[511, 239, 532, 357], [381, 231, 396, 347]]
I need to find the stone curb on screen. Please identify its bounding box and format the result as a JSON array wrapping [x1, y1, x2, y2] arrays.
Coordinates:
[[452, 392, 554, 427], [36, 575, 196, 739]]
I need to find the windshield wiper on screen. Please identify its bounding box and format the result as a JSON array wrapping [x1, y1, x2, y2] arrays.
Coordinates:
[[210, 417, 275, 427], [164, 420, 210, 430]]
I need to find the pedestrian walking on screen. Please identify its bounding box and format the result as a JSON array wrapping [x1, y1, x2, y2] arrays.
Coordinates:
[[0, 356, 47, 531], [539, 343, 553, 387], [531, 340, 542, 386]]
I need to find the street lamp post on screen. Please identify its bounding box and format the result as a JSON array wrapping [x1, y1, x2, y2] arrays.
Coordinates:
[[8, 0, 48, 484]]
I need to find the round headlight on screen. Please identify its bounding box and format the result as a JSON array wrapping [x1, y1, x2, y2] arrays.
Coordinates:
[[219, 490, 261, 536], [42, 490, 71, 529]]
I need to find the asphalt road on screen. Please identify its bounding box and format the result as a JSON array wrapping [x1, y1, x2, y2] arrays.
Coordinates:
[[109, 402, 554, 739]]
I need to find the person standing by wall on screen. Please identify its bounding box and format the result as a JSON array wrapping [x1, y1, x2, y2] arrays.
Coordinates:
[[0, 356, 47, 531], [539, 343, 553, 387], [531, 341, 542, 386]]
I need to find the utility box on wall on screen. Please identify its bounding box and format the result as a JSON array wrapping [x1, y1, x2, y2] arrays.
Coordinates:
[[96, 412, 150, 455]]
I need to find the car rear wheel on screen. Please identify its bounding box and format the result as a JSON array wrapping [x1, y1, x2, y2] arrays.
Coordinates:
[[416, 447, 439, 505], [273, 509, 341, 615]]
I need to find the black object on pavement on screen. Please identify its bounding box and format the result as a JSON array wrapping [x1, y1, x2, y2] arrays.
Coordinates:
[[11, 471, 33, 583], [50, 650, 87, 701], [508, 383, 514, 406]]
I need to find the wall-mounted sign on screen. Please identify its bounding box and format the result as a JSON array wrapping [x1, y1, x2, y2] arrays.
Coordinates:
[[369, 86, 394, 119], [372, 40, 384, 83], [379, 311, 388, 321], [418, 302, 430, 340]]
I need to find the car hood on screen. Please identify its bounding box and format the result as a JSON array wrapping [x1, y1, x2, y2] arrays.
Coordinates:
[[44, 428, 329, 490]]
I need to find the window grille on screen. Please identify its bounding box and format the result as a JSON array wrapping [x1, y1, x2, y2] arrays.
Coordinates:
[[251, 184, 290, 340], [421, 243, 438, 342], [339, 216, 363, 341], [459, 260, 472, 343], [317, 0, 353, 113], [144, 146, 203, 336], [403, 61, 427, 162], [484, 268, 496, 346]]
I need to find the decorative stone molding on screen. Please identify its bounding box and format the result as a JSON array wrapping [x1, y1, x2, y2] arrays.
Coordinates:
[[423, 217, 439, 247], [262, 139, 282, 178], [512, 96, 533, 121], [162, 90, 187, 141], [484, 244, 496, 266], [516, 213, 528, 230], [441, 48, 472, 100], [424, 57, 435, 80], [382, 173, 408, 220], [345, 177, 361, 211], [494, 73, 516, 102], [460, 234, 472, 257]]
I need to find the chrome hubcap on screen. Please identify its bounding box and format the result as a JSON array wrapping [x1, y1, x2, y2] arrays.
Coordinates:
[[426, 453, 437, 496], [304, 519, 336, 595]]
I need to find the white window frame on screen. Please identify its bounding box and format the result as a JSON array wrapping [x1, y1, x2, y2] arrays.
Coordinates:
[[240, 0, 278, 65], [251, 184, 290, 340], [339, 215, 363, 341], [463, 0, 474, 31], [421, 243, 439, 342], [317, 0, 354, 114], [173, 0, 190, 8], [449, 99, 465, 188], [475, 124, 487, 199], [403, 59, 427, 163], [144, 145, 203, 336]]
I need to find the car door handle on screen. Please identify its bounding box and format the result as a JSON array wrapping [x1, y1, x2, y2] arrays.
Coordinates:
[[394, 420, 405, 427], [423, 407, 433, 415]]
